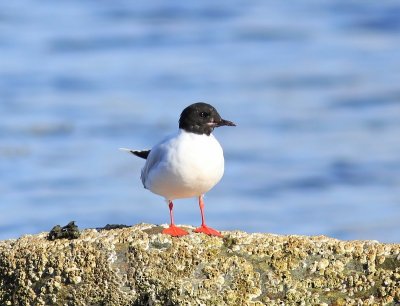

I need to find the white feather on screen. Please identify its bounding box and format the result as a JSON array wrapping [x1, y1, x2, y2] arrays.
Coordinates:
[[141, 130, 224, 201]]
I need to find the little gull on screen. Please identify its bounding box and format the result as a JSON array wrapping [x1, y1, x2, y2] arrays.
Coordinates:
[[121, 102, 235, 237]]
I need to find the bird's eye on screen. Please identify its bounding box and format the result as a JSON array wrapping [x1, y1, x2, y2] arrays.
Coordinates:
[[200, 112, 209, 118]]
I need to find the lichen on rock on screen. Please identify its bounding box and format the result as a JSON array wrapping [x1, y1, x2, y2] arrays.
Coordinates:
[[0, 224, 400, 305]]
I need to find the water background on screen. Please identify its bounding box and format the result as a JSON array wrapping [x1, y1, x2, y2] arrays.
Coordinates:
[[1, 0, 399, 242]]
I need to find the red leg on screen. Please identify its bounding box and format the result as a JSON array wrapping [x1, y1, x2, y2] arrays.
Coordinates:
[[194, 196, 222, 237], [162, 201, 188, 237]]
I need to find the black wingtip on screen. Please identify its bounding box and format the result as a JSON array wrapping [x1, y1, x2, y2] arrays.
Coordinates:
[[131, 150, 150, 159]]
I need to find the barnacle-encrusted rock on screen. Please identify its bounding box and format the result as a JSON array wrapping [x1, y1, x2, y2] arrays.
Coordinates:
[[1, 223, 400, 305]]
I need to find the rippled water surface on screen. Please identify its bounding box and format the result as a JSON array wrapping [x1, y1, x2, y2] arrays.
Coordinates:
[[1, 1, 399, 242]]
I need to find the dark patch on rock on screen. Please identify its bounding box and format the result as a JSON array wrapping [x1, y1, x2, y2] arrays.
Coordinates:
[[99, 224, 130, 231], [223, 235, 239, 249], [143, 225, 167, 236], [47, 221, 80, 241]]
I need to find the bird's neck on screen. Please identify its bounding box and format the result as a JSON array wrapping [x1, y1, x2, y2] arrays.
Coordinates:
[[179, 127, 212, 136]]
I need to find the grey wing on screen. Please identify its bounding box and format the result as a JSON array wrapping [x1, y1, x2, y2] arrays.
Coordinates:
[[140, 144, 165, 189]]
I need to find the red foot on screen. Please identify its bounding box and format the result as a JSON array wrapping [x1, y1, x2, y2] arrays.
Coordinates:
[[194, 225, 223, 237], [162, 225, 189, 237]]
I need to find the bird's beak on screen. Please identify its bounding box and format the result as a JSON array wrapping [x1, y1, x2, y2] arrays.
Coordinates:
[[215, 118, 236, 127]]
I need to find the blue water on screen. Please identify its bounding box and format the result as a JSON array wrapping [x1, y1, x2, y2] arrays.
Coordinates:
[[1, 1, 399, 242]]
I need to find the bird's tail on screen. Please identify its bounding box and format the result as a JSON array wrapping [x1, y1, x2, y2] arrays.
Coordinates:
[[119, 148, 150, 160]]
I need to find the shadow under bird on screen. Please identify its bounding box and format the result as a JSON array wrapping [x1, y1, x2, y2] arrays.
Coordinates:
[[121, 102, 236, 237]]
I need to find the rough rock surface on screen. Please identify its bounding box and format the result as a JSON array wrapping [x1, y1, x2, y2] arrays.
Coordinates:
[[0, 223, 400, 305]]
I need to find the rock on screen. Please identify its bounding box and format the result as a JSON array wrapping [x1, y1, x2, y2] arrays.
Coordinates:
[[0, 223, 400, 305]]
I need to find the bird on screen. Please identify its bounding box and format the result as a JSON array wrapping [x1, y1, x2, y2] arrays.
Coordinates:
[[121, 102, 235, 237]]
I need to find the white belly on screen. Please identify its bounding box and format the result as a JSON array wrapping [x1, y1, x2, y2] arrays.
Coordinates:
[[142, 130, 224, 200]]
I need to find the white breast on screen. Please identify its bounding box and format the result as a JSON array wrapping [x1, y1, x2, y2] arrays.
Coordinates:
[[142, 130, 224, 200]]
